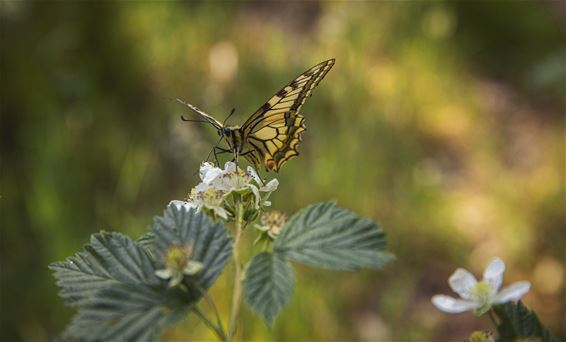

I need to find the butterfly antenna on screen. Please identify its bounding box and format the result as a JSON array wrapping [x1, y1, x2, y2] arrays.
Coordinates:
[[223, 107, 236, 126]]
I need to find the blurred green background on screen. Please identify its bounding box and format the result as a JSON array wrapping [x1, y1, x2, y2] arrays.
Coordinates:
[[1, 1, 564, 341]]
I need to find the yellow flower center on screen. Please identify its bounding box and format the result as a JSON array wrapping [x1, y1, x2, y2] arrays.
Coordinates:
[[468, 330, 494, 342], [222, 168, 253, 187], [471, 281, 493, 316], [164, 245, 189, 272], [188, 187, 224, 205], [261, 211, 287, 237]]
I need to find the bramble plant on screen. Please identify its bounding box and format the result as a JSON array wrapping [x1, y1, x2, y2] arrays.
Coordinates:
[[50, 162, 557, 341], [50, 161, 395, 341]]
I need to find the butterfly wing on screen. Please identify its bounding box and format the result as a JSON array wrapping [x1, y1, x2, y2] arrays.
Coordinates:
[[176, 98, 223, 130], [240, 59, 335, 171]]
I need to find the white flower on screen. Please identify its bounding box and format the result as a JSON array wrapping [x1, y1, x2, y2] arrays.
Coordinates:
[[155, 244, 204, 287], [431, 257, 531, 316], [171, 162, 279, 221], [213, 162, 255, 192], [212, 162, 278, 203], [188, 183, 230, 219], [169, 183, 229, 220]]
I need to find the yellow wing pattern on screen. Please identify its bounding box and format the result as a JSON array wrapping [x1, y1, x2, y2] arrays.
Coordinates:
[[241, 59, 335, 171]]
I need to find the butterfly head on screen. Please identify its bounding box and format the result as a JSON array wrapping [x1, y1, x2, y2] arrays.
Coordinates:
[[218, 127, 229, 137], [219, 126, 245, 154]]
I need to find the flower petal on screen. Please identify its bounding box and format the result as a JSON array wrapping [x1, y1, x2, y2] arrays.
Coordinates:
[[211, 179, 231, 192], [261, 179, 279, 192], [155, 269, 172, 279], [193, 182, 209, 193], [247, 166, 262, 184], [255, 224, 269, 232], [169, 273, 184, 287], [212, 206, 229, 220], [169, 200, 196, 211], [492, 281, 531, 304], [199, 162, 213, 180], [248, 184, 261, 208], [483, 257, 505, 293], [183, 261, 204, 275], [224, 161, 237, 173], [201, 164, 223, 184], [449, 268, 478, 300], [431, 295, 478, 313]]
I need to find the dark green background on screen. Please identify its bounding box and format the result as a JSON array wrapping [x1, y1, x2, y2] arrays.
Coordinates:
[[1, 1, 564, 340]]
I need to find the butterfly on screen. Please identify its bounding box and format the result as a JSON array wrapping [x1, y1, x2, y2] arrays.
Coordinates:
[[177, 58, 335, 172]]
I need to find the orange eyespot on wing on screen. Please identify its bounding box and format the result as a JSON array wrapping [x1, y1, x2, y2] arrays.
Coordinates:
[[266, 160, 277, 171]]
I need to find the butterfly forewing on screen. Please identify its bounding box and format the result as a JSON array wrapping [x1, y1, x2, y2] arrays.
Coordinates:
[[241, 59, 335, 171]]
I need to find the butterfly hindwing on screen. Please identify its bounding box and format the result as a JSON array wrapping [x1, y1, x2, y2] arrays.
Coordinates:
[[243, 112, 306, 171], [241, 59, 335, 171]]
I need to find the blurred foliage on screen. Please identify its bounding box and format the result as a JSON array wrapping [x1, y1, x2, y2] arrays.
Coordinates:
[[1, 1, 564, 341]]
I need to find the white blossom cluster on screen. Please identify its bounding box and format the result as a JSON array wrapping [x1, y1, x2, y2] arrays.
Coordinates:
[[170, 162, 278, 221]]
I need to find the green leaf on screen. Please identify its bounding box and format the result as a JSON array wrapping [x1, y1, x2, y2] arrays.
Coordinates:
[[49, 232, 160, 307], [494, 301, 555, 342], [50, 206, 233, 341], [136, 231, 156, 252], [151, 205, 233, 292], [63, 283, 190, 341], [274, 201, 395, 271], [50, 232, 188, 340], [244, 252, 294, 326]]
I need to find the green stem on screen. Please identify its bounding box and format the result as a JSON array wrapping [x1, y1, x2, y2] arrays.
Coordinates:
[[205, 292, 225, 337], [192, 305, 226, 341], [488, 308, 499, 327], [227, 203, 245, 341], [192, 281, 225, 339]]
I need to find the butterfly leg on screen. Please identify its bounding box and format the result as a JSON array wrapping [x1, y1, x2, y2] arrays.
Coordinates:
[[254, 168, 265, 186], [208, 136, 229, 166], [234, 150, 239, 170], [213, 146, 231, 166], [212, 148, 220, 166]]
